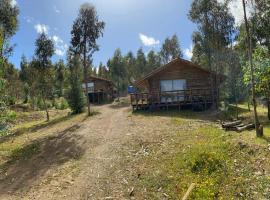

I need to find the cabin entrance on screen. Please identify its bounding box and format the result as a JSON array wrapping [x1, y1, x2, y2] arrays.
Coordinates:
[[88, 90, 105, 104]]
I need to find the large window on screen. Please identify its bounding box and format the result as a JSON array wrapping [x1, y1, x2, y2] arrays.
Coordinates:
[[160, 79, 186, 91], [82, 82, 94, 93], [160, 79, 186, 102]]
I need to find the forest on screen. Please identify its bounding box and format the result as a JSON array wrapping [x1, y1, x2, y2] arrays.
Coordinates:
[[0, 0, 270, 135]]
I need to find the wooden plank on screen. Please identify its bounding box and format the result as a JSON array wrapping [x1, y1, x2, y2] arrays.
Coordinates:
[[182, 183, 196, 200]]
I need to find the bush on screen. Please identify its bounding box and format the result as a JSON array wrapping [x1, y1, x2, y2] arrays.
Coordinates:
[[37, 97, 52, 110], [54, 97, 69, 110], [190, 152, 223, 175], [67, 56, 85, 114]]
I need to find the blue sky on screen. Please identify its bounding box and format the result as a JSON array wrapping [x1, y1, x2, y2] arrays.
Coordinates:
[[9, 0, 243, 68]]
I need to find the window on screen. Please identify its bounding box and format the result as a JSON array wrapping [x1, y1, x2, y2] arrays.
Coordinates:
[[160, 79, 186, 91], [160, 79, 186, 102], [82, 82, 94, 93]]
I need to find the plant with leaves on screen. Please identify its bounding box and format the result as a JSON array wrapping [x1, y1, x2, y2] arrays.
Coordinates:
[[123, 51, 136, 84], [0, 0, 19, 59], [189, 0, 235, 107], [135, 48, 147, 78], [251, 0, 270, 54], [108, 49, 126, 98], [243, 46, 270, 120], [70, 3, 105, 116], [67, 55, 85, 114], [242, 0, 262, 137], [55, 59, 66, 97], [146, 50, 161, 73], [160, 34, 182, 64], [34, 33, 54, 121]]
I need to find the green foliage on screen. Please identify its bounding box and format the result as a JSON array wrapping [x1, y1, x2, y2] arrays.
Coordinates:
[[189, 0, 235, 71], [54, 59, 66, 97], [243, 46, 270, 94], [37, 98, 53, 110], [0, 0, 19, 58], [54, 97, 69, 110], [160, 34, 182, 64], [190, 152, 224, 174], [34, 33, 55, 120], [10, 142, 40, 161], [67, 56, 85, 114]]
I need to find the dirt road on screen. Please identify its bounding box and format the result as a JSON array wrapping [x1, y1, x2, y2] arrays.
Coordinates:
[[0, 105, 141, 200]]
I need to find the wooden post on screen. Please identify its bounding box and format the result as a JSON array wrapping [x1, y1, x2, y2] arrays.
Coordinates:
[[136, 93, 138, 111]]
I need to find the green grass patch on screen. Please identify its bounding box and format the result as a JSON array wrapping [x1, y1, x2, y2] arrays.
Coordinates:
[[9, 142, 40, 161]]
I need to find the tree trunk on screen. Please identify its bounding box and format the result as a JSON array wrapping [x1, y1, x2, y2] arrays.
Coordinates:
[[267, 97, 270, 120], [117, 76, 120, 101], [42, 94, 49, 121], [242, 0, 262, 137], [83, 36, 90, 116]]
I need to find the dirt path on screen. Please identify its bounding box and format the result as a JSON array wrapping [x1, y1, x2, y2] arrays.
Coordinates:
[[0, 105, 135, 200]]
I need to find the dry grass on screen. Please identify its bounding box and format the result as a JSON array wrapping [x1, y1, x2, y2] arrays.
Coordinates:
[[118, 104, 270, 199]]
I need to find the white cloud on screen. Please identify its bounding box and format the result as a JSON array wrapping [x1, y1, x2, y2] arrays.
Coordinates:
[[218, 0, 253, 26], [52, 35, 68, 57], [10, 0, 17, 7], [34, 23, 49, 34], [53, 6, 60, 13], [139, 33, 160, 47], [184, 44, 193, 60]]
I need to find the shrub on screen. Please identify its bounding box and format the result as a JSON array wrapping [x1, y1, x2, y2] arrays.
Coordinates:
[[67, 56, 85, 114], [37, 97, 52, 110], [54, 97, 69, 110], [190, 152, 224, 175]]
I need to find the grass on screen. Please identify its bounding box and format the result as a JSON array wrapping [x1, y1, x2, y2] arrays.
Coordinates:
[[0, 109, 88, 165], [127, 103, 270, 199]]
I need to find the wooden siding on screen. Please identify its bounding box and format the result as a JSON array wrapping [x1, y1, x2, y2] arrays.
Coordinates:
[[147, 61, 213, 94]]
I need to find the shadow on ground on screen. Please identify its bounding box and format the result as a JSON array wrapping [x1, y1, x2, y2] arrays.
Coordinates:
[[0, 123, 86, 195], [132, 104, 253, 122]]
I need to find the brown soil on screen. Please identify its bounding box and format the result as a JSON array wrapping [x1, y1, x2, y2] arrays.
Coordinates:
[[0, 104, 141, 199]]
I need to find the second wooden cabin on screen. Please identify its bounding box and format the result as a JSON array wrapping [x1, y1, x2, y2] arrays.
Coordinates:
[[83, 76, 116, 104], [131, 58, 224, 111]]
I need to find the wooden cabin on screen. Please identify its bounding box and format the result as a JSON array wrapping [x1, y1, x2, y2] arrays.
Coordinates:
[[130, 58, 224, 111], [83, 76, 116, 104]]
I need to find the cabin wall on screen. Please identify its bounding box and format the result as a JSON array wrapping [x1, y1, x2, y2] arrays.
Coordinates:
[[147, 62, 213, 94], [87, 79, 115, 103]]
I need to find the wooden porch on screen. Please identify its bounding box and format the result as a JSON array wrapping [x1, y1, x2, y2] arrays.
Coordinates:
[[130, 88, 216, 111]]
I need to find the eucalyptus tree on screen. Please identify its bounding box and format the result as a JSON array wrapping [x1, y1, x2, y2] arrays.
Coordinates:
[[67, 55, 85, 114], [34, 33, 54, 121], [107, 49, 126, 99], [146, 50, 161, 73], [251, 0, 270, 54], [0, 0, 19, 59], [160, 34, 183, 64], [242, 0, 262, 137], [70, 3, 105, 116], [189, 0, 235, 107], [55, 59, 66, 97], [135, 48, 147, 78]]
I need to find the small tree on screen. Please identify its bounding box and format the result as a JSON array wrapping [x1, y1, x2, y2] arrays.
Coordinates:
[[0, 0, 19, 59], [70, 3, 105, 116], [55, 59, 66, 97], [67, 55, 85, 114], [243, 46, 270, 120], [160, 34, 183, 64], [34, 33, 54, 121], [242, 0, 262, 137], [107, 49, 126, 99]]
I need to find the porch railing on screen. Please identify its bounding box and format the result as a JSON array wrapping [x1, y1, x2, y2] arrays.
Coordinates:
[[130, 88, 216, 106]]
